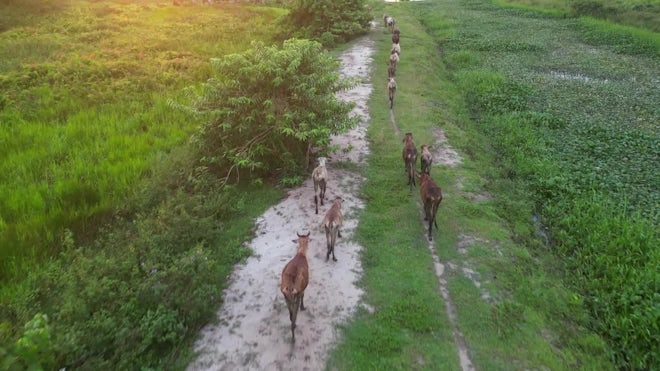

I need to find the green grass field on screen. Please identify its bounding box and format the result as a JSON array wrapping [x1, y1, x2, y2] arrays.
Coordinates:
[[0, 0, 285, 280]]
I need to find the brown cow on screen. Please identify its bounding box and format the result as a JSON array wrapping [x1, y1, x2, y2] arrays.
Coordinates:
[[392, 42, 400, 56], [312, 157, 327, 214], [388, 77, 397, 109], [322, 197, 343, 262], [280, 232, 311, 341], [419, 173, 443, 241], [402, 132, 418, 192], [388, 63, 396, 79], [420, 144, 433, 175], [389, 49, 399, 70]]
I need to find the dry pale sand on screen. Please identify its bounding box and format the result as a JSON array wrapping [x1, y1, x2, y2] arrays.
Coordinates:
[[187, 34, 375, 371]]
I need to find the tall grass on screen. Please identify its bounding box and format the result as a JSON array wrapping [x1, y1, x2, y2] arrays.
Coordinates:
[[0, 0, 285, 280]]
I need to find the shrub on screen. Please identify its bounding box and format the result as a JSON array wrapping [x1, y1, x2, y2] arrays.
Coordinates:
[[178, 39, 358, 186], [0, 176, 280, 369], [283, 0, 372, 43], [320, 31, 337, 48]]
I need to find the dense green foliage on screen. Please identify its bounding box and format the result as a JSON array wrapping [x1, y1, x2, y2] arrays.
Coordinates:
[[0, 0, 284, 281], [545, 196, 659, 368], [1, 178, 282, 369], [283, 0, 372, 47], [577, 16, 660, 56], [419, 0, 659, 367], [178, 39, 358, 184]]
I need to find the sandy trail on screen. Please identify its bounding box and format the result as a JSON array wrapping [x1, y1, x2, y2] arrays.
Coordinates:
[[188, 34, 375, 371]]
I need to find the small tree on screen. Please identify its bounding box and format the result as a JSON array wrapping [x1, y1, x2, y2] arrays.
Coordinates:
[[182, 39, 357, 186], [284, 0, 372, 45]]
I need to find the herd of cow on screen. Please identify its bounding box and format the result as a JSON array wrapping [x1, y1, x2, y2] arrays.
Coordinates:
[[278, 14, 443, 341], [385, 14, 400, 109], [386, 14, 443, 242]]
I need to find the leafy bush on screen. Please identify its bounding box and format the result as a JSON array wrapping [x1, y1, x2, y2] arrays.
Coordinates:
[[320, 31, 337, 48], [179, 39, 358, 185], [283, 0, 372, 44], [0, 181, 274, 369]]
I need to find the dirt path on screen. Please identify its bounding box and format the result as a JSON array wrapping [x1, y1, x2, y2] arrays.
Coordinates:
[[188, 34, 375, 371]]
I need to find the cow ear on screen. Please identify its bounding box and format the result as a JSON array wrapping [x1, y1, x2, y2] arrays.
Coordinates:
[[292, 239, 298, 243]]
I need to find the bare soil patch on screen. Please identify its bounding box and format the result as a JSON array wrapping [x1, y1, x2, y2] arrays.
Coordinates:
[[431, 128, 462, 168]]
